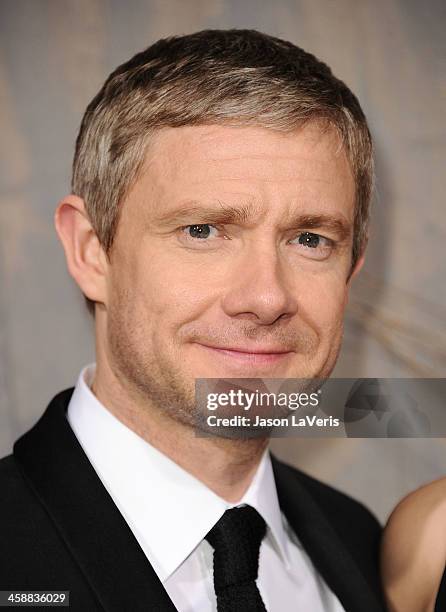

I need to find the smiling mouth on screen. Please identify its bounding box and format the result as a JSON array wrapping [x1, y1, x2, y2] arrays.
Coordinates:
[[195, 343, 294, 364]]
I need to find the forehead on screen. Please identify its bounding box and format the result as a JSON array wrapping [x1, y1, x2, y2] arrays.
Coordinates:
[[128, 123, 355, 221]]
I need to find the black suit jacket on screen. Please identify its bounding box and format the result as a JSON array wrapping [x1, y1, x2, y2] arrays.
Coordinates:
[[0, 388, 387, 611]]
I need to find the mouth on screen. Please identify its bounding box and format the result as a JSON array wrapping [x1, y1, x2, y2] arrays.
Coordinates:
[[194, 343, 294, 365]]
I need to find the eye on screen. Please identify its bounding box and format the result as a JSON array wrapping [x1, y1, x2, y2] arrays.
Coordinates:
[[182, 224, 219, 240], [289, 231, 334, 260], [297, 232, 322, 248]]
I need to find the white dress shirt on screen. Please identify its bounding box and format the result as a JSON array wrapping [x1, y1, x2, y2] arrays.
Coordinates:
[[66, 364, 344, 612]]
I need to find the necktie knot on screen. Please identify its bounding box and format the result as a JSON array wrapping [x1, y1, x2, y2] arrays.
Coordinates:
[[205, 505, 267, 611]]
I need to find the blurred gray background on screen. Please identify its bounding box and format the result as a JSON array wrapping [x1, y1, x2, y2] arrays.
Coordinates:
[[0, 0, 445, 523]]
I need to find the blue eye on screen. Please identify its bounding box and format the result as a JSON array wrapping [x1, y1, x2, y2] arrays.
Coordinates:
[[298, 232, 321, 248], [291, 231, 331, 249], [184, 224, 217, 239], [289, 231, 334, 260]]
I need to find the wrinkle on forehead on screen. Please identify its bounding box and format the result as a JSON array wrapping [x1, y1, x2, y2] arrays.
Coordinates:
[[122, 123, 355, 230], [145, 122, 350, 174]]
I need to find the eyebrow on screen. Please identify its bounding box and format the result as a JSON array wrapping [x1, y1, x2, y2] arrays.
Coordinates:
[[154, 201, 352, 240], [286, 213, 352, 241], [155, 202, 258, 226]]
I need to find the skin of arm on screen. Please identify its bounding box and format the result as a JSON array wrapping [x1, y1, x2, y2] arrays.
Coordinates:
[[381, 477, 446, 612]]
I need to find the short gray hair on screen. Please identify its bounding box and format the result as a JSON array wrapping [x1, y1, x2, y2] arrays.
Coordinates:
[[72, 29, 374, 315]]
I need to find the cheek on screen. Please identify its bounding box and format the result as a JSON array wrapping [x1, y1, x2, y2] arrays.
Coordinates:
[[123, 249, 216, 332], [297, 272, 349, 336]]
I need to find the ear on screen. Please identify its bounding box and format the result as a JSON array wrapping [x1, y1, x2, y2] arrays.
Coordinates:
[[346, 251, 365, 289], [54, 195, 108, 306]]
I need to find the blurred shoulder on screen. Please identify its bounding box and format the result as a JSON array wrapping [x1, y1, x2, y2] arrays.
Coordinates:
[[381, 477, 446, 612]]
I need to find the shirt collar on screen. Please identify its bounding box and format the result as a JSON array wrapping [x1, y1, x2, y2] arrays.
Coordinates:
[[67, 364, 291, 581]]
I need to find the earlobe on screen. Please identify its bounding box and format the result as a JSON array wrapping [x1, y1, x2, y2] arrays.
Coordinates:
[[54, 195, 108, 305]]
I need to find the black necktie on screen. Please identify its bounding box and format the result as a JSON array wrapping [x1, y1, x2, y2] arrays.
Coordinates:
[[205, 505, 267, 612]]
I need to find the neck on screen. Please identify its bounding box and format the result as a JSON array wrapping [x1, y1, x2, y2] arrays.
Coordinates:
[[91, 361, 268, 503]]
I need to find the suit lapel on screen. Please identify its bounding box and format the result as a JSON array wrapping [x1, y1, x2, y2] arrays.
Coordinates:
[[14, 389, 177, 612], [272, 456, 384, 612]]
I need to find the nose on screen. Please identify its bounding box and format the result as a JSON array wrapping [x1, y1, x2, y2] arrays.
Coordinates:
[[221, 243, 299, 325]]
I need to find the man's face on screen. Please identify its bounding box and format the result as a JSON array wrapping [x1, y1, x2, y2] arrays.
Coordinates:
[[103, 123, 358, 421]]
